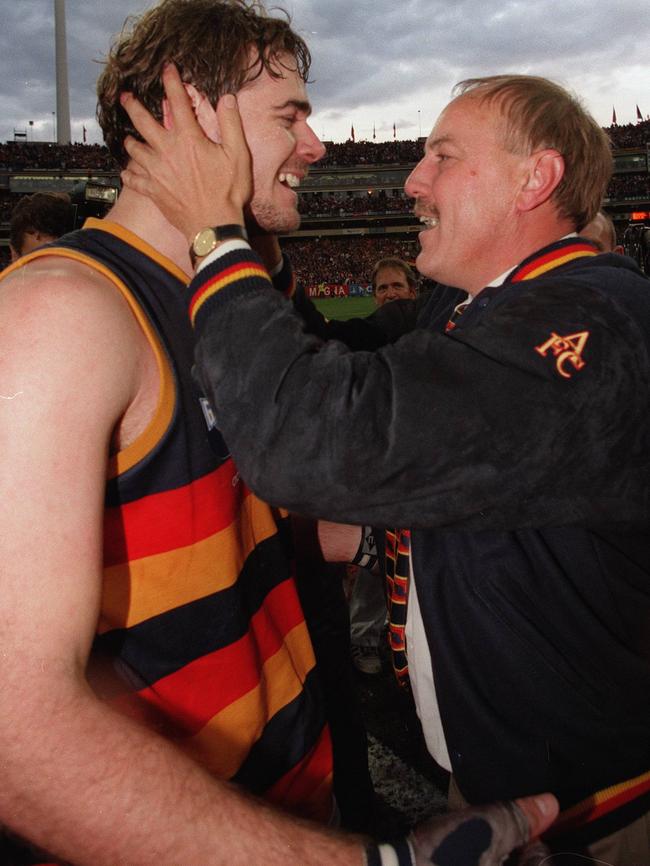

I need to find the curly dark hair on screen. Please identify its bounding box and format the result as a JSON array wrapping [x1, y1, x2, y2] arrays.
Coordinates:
[[97, 0, 311, 166], [9, 193, 73, 254]]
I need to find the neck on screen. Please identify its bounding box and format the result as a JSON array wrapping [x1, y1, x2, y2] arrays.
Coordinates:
[[104, 187, 193, 276], [465, 213, 576, 296]]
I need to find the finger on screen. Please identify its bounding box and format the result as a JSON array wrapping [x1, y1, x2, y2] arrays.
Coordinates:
[[216, 93, 248, 156], [120, 92, 167, 148], [161, 62, 199, 129], [120, 152, 149, 178], [120, 168, 151, 196], [123, 137, 159, 179], [513, 793, 559, 841]]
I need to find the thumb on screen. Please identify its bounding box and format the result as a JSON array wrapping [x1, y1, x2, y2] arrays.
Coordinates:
[[514, 793, 559, 840]]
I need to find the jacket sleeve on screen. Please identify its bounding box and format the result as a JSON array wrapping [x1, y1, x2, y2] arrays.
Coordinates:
[[291, 283, 419, 350], [186, 248, 650, 530]]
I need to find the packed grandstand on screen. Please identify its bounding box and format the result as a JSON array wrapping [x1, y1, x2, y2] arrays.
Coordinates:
[[2, 118, 649, 278]]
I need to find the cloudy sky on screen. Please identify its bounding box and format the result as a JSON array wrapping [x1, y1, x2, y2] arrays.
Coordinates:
[[1, 0, 647, 148]]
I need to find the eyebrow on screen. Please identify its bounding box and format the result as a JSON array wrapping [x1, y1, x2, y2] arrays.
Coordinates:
[[273, 99, 312, 117], [426, 134, 454, 150]]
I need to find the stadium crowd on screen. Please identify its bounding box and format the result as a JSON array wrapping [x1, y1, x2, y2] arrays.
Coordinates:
[[284, 235, 419, 286], [298, 190, 412, 216], [606, 171, 650, 200], [607, 118, 650, 148], [0, 117, 647, 174], [0, 141, 116, 171]]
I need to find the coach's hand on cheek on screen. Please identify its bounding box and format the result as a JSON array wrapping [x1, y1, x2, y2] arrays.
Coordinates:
[[120, 62, 251, 243]]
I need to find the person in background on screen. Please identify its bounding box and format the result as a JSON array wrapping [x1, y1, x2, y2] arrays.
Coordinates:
[[9, 192, 73, 260], [580, 209, 624, 253]]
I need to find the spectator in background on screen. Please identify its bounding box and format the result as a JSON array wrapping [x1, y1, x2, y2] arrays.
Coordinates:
[[9, 192, 73, 260], [350, 258, 418, 674], [372, 257, 418, 305], [580, 210, 624, 253]]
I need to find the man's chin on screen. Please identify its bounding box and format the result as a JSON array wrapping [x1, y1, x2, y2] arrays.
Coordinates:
[[250, 202, 301, 234], [415, 251, 439, 281]]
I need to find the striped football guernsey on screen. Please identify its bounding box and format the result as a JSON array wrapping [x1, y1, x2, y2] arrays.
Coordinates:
[[12, 219, 333, 822]]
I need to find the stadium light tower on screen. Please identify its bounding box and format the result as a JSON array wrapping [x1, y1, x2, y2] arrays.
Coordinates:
[[54, 0, 71, 144]]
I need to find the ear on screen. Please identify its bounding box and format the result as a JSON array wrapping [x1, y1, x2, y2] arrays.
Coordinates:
[[516, 149, 565, 213], [161, 82, 222, 142]]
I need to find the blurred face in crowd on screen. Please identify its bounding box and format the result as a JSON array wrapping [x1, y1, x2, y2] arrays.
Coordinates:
[[373, 266, 416, 306], [581, 212, 623, 253], [199, 54, 325, 232], [404, 95, 528, 294]]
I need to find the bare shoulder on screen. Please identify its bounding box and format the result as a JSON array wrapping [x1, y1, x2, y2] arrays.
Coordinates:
[[0, 255, 147, 420], [0, 255, 154, 671]]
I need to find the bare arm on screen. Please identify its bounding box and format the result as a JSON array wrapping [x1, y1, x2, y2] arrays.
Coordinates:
[[0, 261, 363, 866], [317, 521, 362, 562]]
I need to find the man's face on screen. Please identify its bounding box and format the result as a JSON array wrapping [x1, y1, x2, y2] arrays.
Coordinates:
[[234, 57, 325, 232], [404, 95, 527, 294], [373, 266, 416, 306]]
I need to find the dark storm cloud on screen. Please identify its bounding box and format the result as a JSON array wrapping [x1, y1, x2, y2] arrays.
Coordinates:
[[0, 0, 647, 144], [293, 0, 646, 114]]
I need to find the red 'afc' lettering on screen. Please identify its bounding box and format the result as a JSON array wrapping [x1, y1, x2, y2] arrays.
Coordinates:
[[535, 331, 590, 379]]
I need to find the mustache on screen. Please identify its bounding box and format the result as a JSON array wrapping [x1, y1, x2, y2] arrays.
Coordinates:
[[414, 204, 440, 220]]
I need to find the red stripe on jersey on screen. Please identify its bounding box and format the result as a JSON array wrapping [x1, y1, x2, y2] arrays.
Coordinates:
[[264, 725, 334, 821], [104, 460, 247, 566], [137, 578, 306, 734]]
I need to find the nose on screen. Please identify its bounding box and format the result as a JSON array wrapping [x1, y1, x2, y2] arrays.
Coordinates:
[[297, 122, 326, 165], [404, 156, 429, 200]]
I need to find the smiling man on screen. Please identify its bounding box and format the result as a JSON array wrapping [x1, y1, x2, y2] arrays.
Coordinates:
[[372, 258, 418, 306], [0, 3, 556, 865], [120, 72, 650, 865], [0, 2, 334, 863]]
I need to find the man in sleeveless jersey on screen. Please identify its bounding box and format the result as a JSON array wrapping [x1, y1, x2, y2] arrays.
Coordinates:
[[0, 3, 555, 865]]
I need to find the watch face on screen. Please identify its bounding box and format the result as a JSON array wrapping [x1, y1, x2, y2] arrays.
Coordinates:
[[193, 228, 217, 257]]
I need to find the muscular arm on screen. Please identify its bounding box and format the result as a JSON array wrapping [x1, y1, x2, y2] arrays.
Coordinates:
[[0, 262, 363, 866]]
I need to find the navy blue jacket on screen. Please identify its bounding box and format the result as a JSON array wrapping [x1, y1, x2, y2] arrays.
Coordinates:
[[185, 238, 650, 845]]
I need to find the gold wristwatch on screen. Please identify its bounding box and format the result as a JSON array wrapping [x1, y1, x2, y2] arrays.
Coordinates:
[[189, 224, 249, 267]]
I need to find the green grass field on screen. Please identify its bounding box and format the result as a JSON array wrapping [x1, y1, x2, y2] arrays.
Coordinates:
[[312, 296, 376, 321]]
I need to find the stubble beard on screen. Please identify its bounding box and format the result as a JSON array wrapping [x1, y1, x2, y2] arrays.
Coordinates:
[[251, 196, 301, 234]]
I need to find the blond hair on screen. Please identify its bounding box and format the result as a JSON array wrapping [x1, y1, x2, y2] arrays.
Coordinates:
[[454, 75, 612, 231]]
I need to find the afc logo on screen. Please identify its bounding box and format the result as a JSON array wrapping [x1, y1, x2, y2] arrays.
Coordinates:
[[534, 330, 590, 379]]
